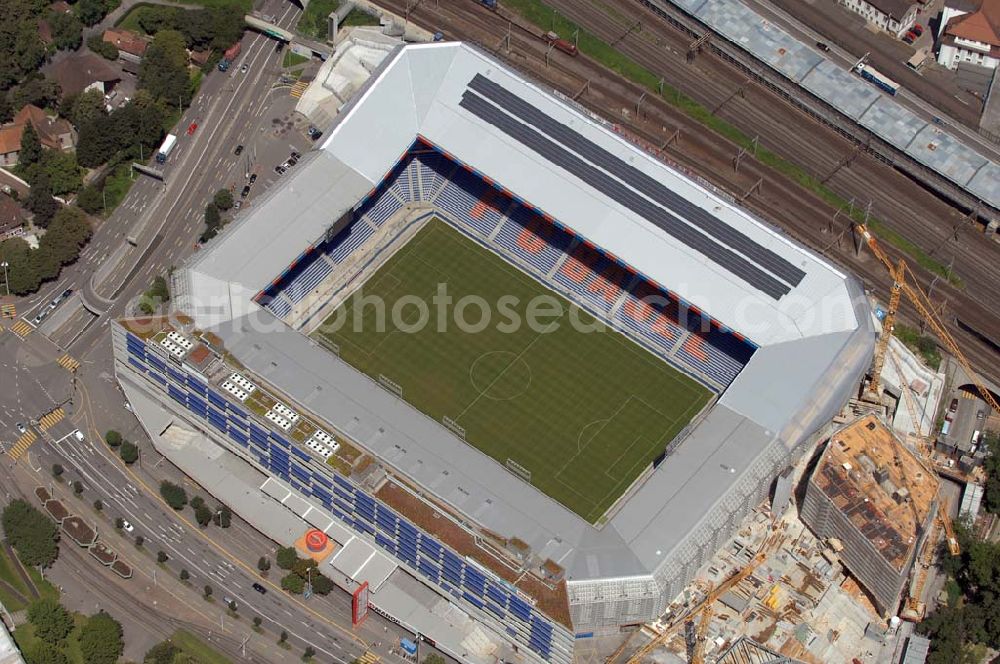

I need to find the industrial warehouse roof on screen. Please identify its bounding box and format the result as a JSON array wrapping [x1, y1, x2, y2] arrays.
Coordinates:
[[179, 42, 857, 347], [175, 43, 875, 585]]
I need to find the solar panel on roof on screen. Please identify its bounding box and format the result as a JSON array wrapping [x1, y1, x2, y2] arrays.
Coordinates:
[[468, 74, 806, 287], [459, 91, 790, 299]]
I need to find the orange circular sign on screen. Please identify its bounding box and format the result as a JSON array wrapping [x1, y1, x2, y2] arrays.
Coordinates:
[[305, 529, 328, 552]]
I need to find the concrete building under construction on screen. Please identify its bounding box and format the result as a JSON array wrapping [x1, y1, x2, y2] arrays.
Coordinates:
[[800, 414, 938, 616]]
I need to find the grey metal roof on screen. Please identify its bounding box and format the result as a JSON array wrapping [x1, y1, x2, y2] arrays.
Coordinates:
[[647, 0, 1000, 211]]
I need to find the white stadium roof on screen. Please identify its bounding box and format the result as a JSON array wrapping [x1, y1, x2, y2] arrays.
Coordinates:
[[174, 42, 874, 590], [181, 42, 857, 348]]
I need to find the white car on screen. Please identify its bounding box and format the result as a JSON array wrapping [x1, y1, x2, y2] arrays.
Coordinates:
[[121, 520, 134, 533], [72, 430, 85, 442], [15, 422, 27, 434]]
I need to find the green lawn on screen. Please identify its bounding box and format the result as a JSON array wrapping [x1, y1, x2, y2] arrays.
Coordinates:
[[296, 0, 379, 40], [313, 220, 710, 522], [170, 629, 234, 664], [14, 615, 86, 664], [0, 545, 57, 611]]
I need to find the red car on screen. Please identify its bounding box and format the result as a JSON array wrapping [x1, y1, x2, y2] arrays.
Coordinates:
[[186, 122, 198, 136], [913, 24, 924, 36]]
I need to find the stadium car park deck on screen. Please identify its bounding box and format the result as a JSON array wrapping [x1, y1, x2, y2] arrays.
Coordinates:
[[156, 42, 875, 648]]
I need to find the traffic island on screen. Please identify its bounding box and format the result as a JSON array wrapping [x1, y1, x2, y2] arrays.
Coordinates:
[[44, 499, 69, 524], [110, 559, 132, 579], [89, 541, 117, 566], [61, 515, 97, 547], [35, 486, 51, 503]]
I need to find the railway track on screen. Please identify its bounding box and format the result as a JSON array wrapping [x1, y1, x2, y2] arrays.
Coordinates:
[[371, 0, 1000, 385]]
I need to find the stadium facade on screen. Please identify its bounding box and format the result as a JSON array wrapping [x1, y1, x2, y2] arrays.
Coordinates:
[[114, 42, 875, 659]]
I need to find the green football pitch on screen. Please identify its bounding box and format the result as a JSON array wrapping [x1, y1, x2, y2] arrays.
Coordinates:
[[312, 220, 711, 523]]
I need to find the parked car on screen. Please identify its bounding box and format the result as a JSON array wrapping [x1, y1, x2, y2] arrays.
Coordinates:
[[241, 185, 251, 198], [121, 520, 134, 533], [248, 173, 257, 185], [902, 32, 916, 43], [274, 165, 286, 175], [913, 24, 924, 36], [233, 200, 242, 209], [290, 151, 301, 160], [234, 144, 244, 156], [287, 157, 298, 167], [816, 41, 830, 52]]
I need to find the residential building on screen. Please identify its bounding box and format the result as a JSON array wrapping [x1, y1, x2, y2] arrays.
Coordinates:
[[0, 105, 75, 167], [937, 0, 1000, 70], [0, 194, 27, 239], [800, 415, 939, 616], [47, 52, 122, 98], [838, 0, 919, 36], [103, 28, 149, 64]]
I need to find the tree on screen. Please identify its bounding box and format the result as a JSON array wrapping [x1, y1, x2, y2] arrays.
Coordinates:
[[303, 646, 316, 660], [77, 185, 103, 214], [104, 430, 122, 447], [19, 122, 42, 167], [257, 556, 270, 572], [253, 616, 262, 629], [213, 505, 231, 528], [423, 655, 446, 664], [24, 642, 69, 664], [47, 11, 83, 51], [77, 612, 123, 664], [120, 441, 139, 464], [25, 172, 57, 228], [76, 0, 112, 27], [134, 535, 144, 547], [93, 500, 103, 512], [280, 572, 305, 594], [203, 584, 213, 599], [189, 495, 205, 510], [25, 151, 83, 196], [114, 517, 123, 530], [51, 464, 63, 478], [279, 631, 288, 644], [1, 500, 59, 567], [309, 572, 334, 596], [276, 546, 298, 570], [27, 599, 74, 645], [136, 6, 178, 35], [86, 34, 119, 60], [139, 30, 192, 107], [10, 76, 60, 113], [227, 600, 237, 613], [983, 432, 1000, 514], [194, 503, 213, 526], [213, 189, 233, 211], [149, 275, 170, 302], [179, 569, 190, 581], [157, 550, 168, 563], [160, 480, 187, 509], [291, 557, 317, 579], [143, 641, 178, 664], [72, 481, 83, 495]]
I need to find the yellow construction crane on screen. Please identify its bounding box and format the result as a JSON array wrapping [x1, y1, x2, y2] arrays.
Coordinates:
[[623, 533, 782, 664], [855, 223, 1000, 415]]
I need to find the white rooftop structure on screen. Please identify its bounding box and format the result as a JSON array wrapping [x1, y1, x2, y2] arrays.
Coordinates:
[[171, 42, 875, 636]]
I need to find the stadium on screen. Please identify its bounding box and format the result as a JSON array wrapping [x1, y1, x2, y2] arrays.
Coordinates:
[[115, 42, 875, 662]]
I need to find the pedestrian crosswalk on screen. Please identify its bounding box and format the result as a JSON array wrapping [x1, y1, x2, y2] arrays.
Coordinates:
[[39, 407, 64, 431], [960, 390, 977, 400], [290, 81, 309, 98], [10, 320, 32, 338], [57, 354, 80, 373], [8, 430, 37, 460], [0, 304, 15, 318], [357, 651, 379, 664]]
